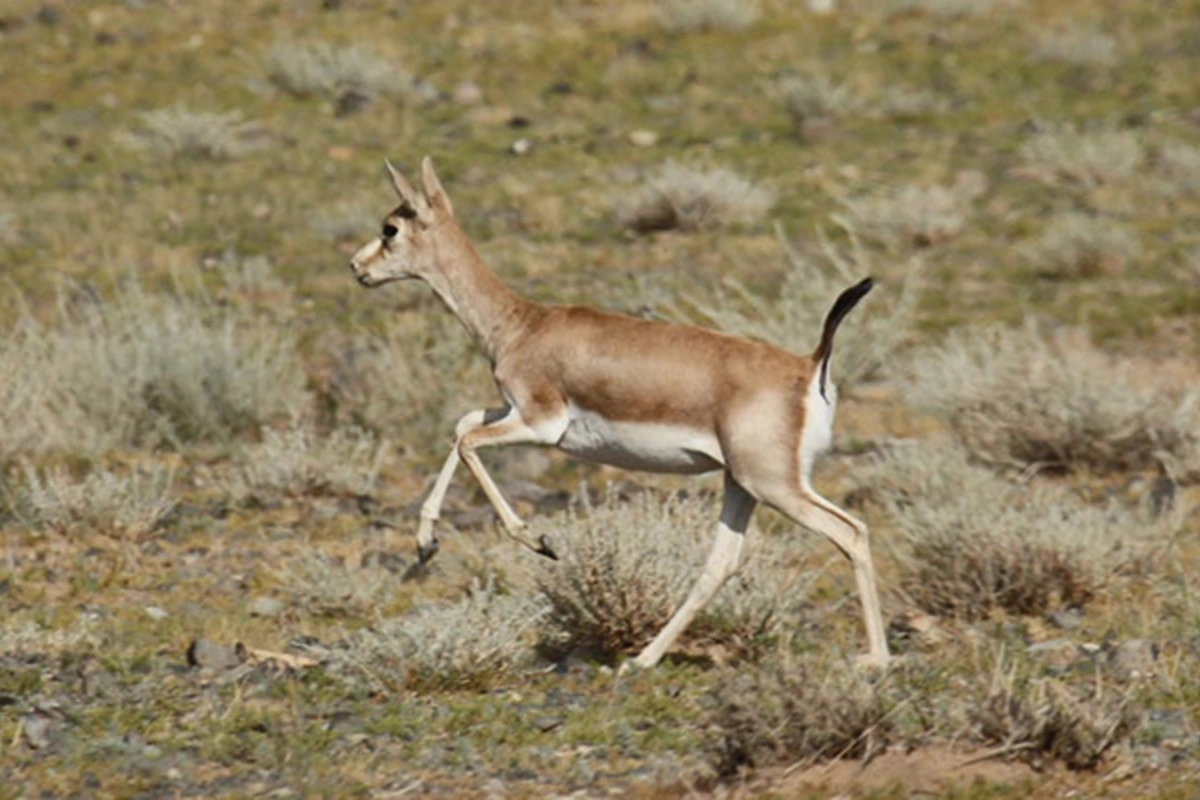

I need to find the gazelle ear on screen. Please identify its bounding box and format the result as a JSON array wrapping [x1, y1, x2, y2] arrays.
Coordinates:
[[384, 159, 426, 215], [421, 156, 453, 216]]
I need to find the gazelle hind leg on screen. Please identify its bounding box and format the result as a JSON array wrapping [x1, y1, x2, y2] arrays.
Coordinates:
[[767, 487, 889, 668], [629, 475, 757, 670]]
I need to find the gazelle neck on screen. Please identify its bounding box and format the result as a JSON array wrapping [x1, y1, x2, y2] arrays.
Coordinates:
[[421, 223, 533, 362]]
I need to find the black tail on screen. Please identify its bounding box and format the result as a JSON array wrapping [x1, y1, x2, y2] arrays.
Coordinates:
[[812, 277, 874, 402]]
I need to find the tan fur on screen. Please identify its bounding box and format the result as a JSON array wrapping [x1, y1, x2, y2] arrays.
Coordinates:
[[349, 157, 889, 670]]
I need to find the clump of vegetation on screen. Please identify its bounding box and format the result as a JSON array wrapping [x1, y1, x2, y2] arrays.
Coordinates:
[[1026, 212, 1139, 278], [263, 41, 416, 105], [884, 0, 1015, 17], [0, 614, 99, 658], [841, 183, 971, 248], [1032, 26, 1119, 67], [0, 279, 309, 459], [904, 322, 1200, 474], [8, 461, 176, 538], [1019, 123, 1144, 189], [119, 105, 267, 160], [970, 660, 1140, 769], [535, 489, 808, 661], [656, 0, 760, 32], [687, 222, 920, 388], [707, 651, 894, 776], [617, 162, 774, 234], [337, 580, 548, 693], [869, 440, 1187, 619], [779, 73, 858, 129], [272, 551, 399, 618], [1157, 141, 1200, 197], [220, 424, 386, 502]]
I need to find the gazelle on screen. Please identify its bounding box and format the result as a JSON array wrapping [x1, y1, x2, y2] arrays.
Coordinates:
[[349, 157, 889, 669]]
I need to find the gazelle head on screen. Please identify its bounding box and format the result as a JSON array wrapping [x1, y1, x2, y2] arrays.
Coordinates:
[[349, 156, 455, 288]]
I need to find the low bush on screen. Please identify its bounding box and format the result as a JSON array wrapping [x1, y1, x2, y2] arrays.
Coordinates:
[[8, 461, 176, 538], [617, 162, 774, 234], [1025, 212, 1138, 278], [263, 41, 415, 103], [220, 424, 386, 502], [119, 105, 267, 160], [1019, 123, 1143, 189], [271, 551, 399, 618], [656, 0, 760, 32]]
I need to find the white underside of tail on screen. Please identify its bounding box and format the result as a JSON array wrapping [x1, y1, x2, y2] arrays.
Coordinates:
[[798, 371, 836, 490]]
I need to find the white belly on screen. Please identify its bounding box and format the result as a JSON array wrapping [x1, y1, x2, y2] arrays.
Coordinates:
[[556, 405, 723, 474]]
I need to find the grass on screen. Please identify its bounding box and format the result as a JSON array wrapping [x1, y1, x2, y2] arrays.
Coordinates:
[[1025, 212, 1139, 279], [6, 461, 177, 538], [617, 161, 775, 233], [3, 0, 1200, 795]]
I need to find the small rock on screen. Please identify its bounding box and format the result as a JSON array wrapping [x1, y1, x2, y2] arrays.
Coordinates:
[[22, 714, 53, 749], [628, 129, 658, 147], [1106, 639, 1159, 681], [510, 138, 533, 156], [248, 596, 285, 618], [145, 606, 169, 621], [1047, 606, 1084, 631], [452, 81, 483, 105], [531, 715, 564, 733], [186, 638, 240, 670], [1027, 638, 1083, 671]]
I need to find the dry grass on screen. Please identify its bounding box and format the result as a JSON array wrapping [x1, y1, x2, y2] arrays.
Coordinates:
[[535, 488, 812, 661], [219, 424, 386, 503], [1032, 26, 1119, 68], [271, 551, 399, 618], [970, 658, 1140, 769], [617, 162, 775, 234], [119, 105, 267, 160], [779, 73, 858, 126], [1025, 212, 1139, 278], [263, 41, 416, 104], [7, 461, 176, 538], [904, 322, 1200, 475], [707, 651, 895, 776], [0, 279, 309, 460], [656, 0, 760, 32], [336, 579, 549, 693], [1019, 123, 1144, 189], [869, 440, 1188, 619], [883, 0, 1017, 17], [1157, 142, 1200, 197], [687, 222, 920, 388], [0, 614, 99, 658], [841, 183, 971, 249]]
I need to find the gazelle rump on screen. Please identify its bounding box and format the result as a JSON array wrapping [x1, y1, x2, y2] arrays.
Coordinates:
[[348, 157, 889, 669]]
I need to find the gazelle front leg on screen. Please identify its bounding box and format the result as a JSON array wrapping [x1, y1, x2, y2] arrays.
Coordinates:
[[414, 409, 495, 563]]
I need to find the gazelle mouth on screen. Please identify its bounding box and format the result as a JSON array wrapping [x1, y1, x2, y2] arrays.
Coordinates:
[[355, 273, 376, 288]]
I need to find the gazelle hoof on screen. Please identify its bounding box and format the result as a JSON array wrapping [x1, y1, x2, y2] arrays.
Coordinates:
[[417, 538, 440, 565], [536, 535, 558, 561], [854, 652, 891, 671]]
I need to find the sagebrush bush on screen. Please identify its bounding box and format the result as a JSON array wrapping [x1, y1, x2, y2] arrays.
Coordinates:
[[779, 73, 857, 125], [0, 614, 99, 657], [8, 461, 176, 538], [841, 183, 970, 248], [1026, 212, 1138, 278], [338, 580, 548, 693], [272, 551, 398, 618], [869, 440, 1188, 619], [707, 651, 894, 776], [687, 222, 919, 388], [971, 661, 1139, 768], [220, 424, 385, 502], [263, 41, 415, 102], [617, 162, 774, 233], [884, 0, 1014, 16], [1157, 142, 1200, 197], [656, 0, 760, 32], [1019, 123, 1143, 189], [1033, 26, 1119, 67], [905, 322, 1200, 474], [119, 105, 266, 160], [535, 489, 811, 661]]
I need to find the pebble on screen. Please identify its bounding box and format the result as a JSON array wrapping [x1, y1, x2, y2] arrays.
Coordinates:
[[531, 715, 564, 733], [452, 81, 483, 105], [1046, 606, 1083, 631], [628, 129, 658, 147], [1106, 639, 1159, 681], [249, 596, 285, 618], [186, 638, 240, 671], [510, 138, 533, 156], [145, 606, 169, 621]]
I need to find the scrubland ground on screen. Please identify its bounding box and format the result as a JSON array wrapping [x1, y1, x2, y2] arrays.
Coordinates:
[[2, 0, 1200, 797]]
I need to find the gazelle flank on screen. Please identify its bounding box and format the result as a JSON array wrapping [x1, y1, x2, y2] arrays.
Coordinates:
[[348, 157, 889, 670]]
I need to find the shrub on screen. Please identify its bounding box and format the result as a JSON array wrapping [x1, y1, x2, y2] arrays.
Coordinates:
[[1157, 142, 1200, 197], [779, 73, 858, 126], [220, 424, 386, 502], [970, 660, 1139, 768], [263, 41, 415, 102], [0, 614, 99, 658], [8, 461, 176, 538], [271, 551, 398, 618], [656, 0, 760, 32], [686, 221, 920, 388], [1033, 26, 1119, 67], [904, 323, 1200, 474], [119, 105, 267, 160], [0, 277, 310, 460], [869, 440, 1188, 619], [707, 651, 894, 776], [884, 0, 1015, 17], [1025, 212, 1138, 278], [535, 489, 811, 661], [617, 162, 775, 234], [1019, 123, 1143, 189], [337, 580, 549, 693], [841, 183, 969, 248]]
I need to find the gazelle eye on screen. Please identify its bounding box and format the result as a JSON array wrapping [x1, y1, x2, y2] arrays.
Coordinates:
[[381, 223, 398, 239]]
